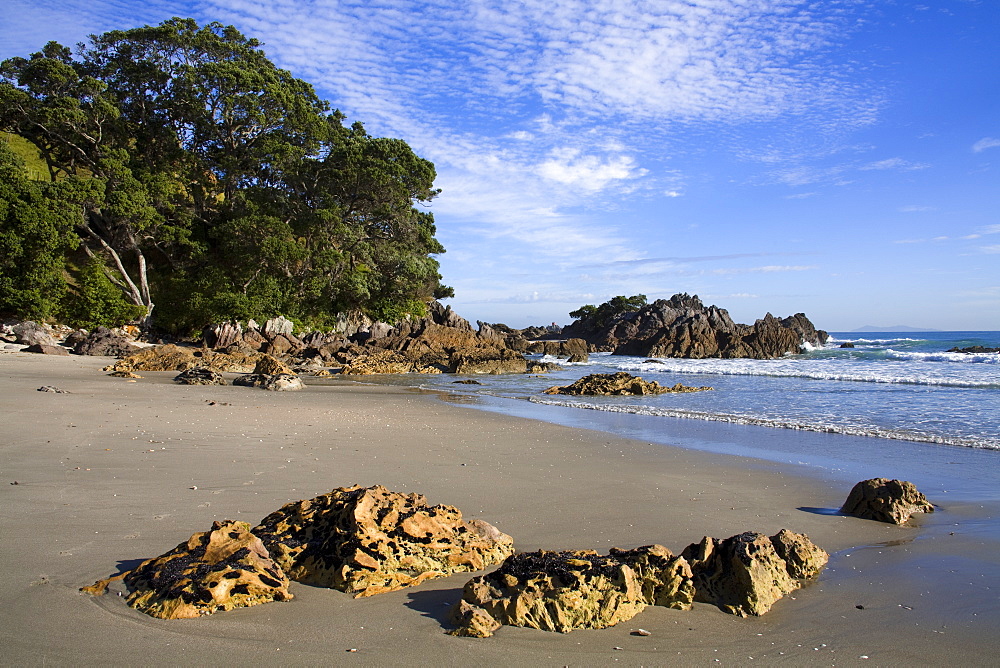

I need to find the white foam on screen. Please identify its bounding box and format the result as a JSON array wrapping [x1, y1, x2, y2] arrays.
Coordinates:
[[528, 396, 1000, 451], [615, 357, 1000, 388]]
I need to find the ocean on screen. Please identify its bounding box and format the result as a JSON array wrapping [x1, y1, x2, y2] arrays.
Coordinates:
[[357, 331, 1000, 501]]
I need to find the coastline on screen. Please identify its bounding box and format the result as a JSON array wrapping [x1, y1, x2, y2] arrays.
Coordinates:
[[2, 353, 998, 665]]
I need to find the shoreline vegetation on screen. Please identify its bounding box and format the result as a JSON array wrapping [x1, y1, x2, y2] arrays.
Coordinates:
[[3, 353, 1000, 663]]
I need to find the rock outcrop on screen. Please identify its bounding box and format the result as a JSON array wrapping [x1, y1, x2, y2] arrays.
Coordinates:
[[105, 344, 267, 374], [680, 529, 828, 617], [254, 485, 514, 598], [12, 321, 57, 347], [840, 478, 934, 525], [450, 545, 694, 637], [543, 372, 711, 396], [448, 349, 528, 375], [81, 520, 292, 619], [68, 327, 140, 357], [563, 293, 827, 359]]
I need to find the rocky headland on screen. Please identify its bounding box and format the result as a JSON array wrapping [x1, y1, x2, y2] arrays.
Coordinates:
[[3, 294, 831, 382], [560, 293, 828, 359]]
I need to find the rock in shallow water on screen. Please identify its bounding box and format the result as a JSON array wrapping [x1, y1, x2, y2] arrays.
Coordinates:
[[840, 478, 934, 524], [543, 371, 711, 396]]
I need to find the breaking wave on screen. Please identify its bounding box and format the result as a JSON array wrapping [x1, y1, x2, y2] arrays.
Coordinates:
[[527, 396, 1000, 451]]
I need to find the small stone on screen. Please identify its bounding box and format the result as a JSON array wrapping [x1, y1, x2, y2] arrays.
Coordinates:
[[632, 629, 652, 636]]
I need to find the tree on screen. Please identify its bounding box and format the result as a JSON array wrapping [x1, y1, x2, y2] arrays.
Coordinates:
[[0, 140, 81, 320], [569, 294, 647, 331], [0, 19, 451, 332]]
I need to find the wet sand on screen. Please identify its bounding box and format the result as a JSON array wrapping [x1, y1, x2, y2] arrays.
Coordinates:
[[2, 352, 998, 665]]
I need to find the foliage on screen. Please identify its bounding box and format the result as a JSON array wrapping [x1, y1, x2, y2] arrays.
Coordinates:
[[0, 19, 450, 332], [0, 141, 80, 320], [64, 255, 147, 329], [569, 294, 648, 330]]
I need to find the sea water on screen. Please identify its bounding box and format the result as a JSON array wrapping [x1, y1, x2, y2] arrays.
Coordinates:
[[371, 331, 999, 499]]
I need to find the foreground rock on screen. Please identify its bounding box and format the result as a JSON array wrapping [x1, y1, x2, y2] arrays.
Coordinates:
[[563, 293, 828, 359], [450, 545, 694, 637], [681, 529, 828, 617], [254, 485, 514, 597], [840, 478, 935, 525], [82, 520, 292, 619], [543, 372, 712, 396]]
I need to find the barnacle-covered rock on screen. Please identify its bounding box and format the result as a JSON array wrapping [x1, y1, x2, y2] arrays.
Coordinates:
[[840, 478, 934, 525], [254, 485, 514, 597], [449, 545, 694, 637], [680, 530, 827, 617], [81, 520, 292, 619]]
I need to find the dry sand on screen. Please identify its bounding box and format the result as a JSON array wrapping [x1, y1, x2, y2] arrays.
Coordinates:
[[2, 352, 998, 665]]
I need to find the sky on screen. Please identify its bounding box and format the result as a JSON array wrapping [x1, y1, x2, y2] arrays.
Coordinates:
[[3, 0, 999, 331]]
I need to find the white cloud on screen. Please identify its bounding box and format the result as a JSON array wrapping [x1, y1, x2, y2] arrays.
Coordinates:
[[860, 158, 930, 171], [711, 265, 817, 275], [899, 205, 936, 212], [536, 149, 646, 191], [980, 245, 1000, 254], [972, 137, 1000, 153]]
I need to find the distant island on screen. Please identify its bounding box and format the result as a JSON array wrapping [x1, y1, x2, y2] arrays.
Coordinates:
[[851, 325, 941, 333]]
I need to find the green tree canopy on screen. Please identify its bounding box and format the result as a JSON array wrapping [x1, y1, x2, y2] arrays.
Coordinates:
[[569, 294, 647, 330], [0, 18, 450, 331]]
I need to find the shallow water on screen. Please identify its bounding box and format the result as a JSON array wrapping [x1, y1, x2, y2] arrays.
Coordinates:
[[323, 331, 1000, 502]]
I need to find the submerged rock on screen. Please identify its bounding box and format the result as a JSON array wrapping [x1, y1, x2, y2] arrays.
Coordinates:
[[840, 478, 934, 525], [680, 529, 828, 617], [81, 520, 292, 619], [450, 545, 694, 637], [543, 371, 711, 396], [254, 485, 514, 598]]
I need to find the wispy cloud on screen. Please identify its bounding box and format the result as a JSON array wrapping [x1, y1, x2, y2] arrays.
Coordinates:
[[899, 205, 936, 212], [972, 137, 1000, 153], [711, 265, 818, 275], [860, 157, 930, 171]]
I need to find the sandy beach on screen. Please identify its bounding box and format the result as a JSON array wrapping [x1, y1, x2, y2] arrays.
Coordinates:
[[2, 352, 998, 666]]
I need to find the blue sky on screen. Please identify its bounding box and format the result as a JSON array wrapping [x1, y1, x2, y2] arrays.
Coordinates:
[[4, 0, 999, 330]]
